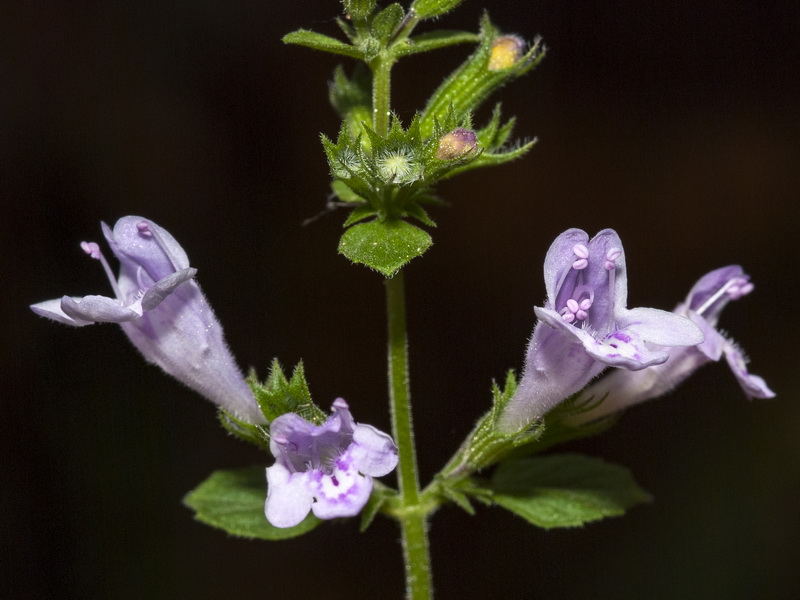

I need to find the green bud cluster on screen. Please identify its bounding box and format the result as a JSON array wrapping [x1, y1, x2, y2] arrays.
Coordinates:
[[284, 2, 545, 276]]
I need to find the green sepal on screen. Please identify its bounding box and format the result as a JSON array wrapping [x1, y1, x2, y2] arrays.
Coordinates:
[[183, 466, 322, 540], [332, 179, 365, 203], [247, 360, 327, 425], [359, 481, 397, 532], [437, 371, 546, 479], [442, 139, 537, 179], [394, 30, 479, 57], [282, 29, 363, 60], [411, 0, 466, 20], [342, 203, 377, 227], [371, 3, 405, 44], [418, 14, 545, 138], [217, 409, 271, 452], [480, 454, 652, 529], [402, 202, 436, 227], [338, 219, 432, 277]]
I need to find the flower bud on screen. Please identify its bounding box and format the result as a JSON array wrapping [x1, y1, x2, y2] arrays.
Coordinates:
[[488, 35, 526, 71], [435, 128, 478, 160]]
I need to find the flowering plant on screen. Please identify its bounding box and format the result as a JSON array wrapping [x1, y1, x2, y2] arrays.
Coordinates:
[[29, 1, 775, 598]]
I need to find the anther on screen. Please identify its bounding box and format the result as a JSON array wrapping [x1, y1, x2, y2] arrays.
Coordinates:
[[80, 241, 101, 259], [604, 247, 621, 271], [573, 244, 589, 258], [80, 240, 123, 301]]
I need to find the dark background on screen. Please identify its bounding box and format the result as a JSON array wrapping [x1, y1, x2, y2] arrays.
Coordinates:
[[3, 1, 799, 598]]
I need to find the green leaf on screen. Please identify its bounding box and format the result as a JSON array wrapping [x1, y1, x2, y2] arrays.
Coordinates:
[[338, 219, 432, 277], [395, 30, 478, 56], [371, 3, 405, 44], [487, 454, 652, 529], [411, 0, 466, 19], [283, 29, 363, 60], [184, 466, 322, 540]]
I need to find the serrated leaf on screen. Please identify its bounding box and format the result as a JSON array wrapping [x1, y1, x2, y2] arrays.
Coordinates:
[[395, 30, 478, 56], [411, 0, 466, 19], [487, 454, 652, 529], [283, 29, 363, 60], [338, 219, 432, 277], [371, 3, 405, 43], [184, 466, 322, 540]]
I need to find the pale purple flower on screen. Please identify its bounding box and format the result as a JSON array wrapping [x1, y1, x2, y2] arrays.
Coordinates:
[[568, 265, 775, 425], [497, 228, 704, 432], [30, 216, 263, 423], [265, 398, 398, 528]]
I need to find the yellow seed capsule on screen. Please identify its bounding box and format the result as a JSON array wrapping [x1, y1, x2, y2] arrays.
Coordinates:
[[435, 128, 478, 160], [488, 35, 526, 71]]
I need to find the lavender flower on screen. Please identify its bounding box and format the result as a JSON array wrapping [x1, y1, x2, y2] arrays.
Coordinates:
[[568, 265, 774, 425], [497, 228, 704, 432], [265, 398, 398, 528], [30, 216, 263, 423]]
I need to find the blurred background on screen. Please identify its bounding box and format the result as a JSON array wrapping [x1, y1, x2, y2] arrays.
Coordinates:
[[3, 1, 798, 598]]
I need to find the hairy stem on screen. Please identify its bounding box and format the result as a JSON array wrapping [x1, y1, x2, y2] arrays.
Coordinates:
[[386, 272, 432, 600]]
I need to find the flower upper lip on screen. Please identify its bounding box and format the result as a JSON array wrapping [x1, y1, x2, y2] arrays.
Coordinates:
[[539, 228, 703, 370]]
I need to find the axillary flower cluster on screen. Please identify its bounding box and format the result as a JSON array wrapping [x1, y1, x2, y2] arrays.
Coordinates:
[[30, 218, 772, 529], [30, 216, 398, 528]]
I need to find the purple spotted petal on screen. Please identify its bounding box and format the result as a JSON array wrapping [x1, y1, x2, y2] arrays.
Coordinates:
[[308, 451, 374, 521], [264, 399, 397, 528]]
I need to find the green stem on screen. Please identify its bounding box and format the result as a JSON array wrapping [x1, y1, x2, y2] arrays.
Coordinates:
[[386, 272, 432, 600], [371, 55, 393, 135]]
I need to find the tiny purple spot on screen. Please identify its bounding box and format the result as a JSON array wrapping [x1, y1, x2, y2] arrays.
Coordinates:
[[610, 332, 632, 343], [136, 221, 152, 237]]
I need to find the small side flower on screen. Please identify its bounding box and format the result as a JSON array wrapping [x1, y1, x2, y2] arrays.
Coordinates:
[[568, 265, 775, 425], [265, 399, 398, 528], [30, 216, 263, 423]]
